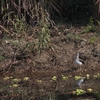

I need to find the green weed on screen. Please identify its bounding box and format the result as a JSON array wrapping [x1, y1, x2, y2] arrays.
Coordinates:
[[13, 16, 27, 35], [67, 33, 75, 40], [95, 91, 100, 100], [38, 23, 50, 52], [87, 88, 93, 92], [89, 36, 97, 43], [12, 78, 21, 83], [3, 12, 28, 38], [67, 33, 80, 41], [52, 76, 57, 81], [36, 79, 42, 83], [75, 34, 80, 40], [0, 56, 5, 61], [3, 76, 10, 80], [23, 77, 30, 81], [62, 75, 68, 80], [81, 17, 96, 34], [74, 76, 82, 80], [86, 74, 90, 79], [73, 89, 86, 95]]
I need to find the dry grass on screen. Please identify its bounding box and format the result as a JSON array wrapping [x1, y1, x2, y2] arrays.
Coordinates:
[[0, 0, 100, 23]]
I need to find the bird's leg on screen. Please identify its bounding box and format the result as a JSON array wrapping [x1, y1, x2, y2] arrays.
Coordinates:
[[79, 84, 82, 88], [77, 53, 79, 60]]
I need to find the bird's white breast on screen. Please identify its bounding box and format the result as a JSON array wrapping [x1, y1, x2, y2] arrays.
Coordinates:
[[78, 78, 84, 86], [75, 59, 82, 65]]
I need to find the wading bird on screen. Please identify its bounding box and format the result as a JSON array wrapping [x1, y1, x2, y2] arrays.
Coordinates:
[[77, 77, 85, 88], [75, 53, 83, 71], [75, 53, 82, 65]]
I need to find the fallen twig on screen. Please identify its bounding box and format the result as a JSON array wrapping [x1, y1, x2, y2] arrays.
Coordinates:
[[0, 25, 10, 34]]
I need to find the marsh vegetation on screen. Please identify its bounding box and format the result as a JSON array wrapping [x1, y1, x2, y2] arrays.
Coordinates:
[[0, 0, 100, 100]]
